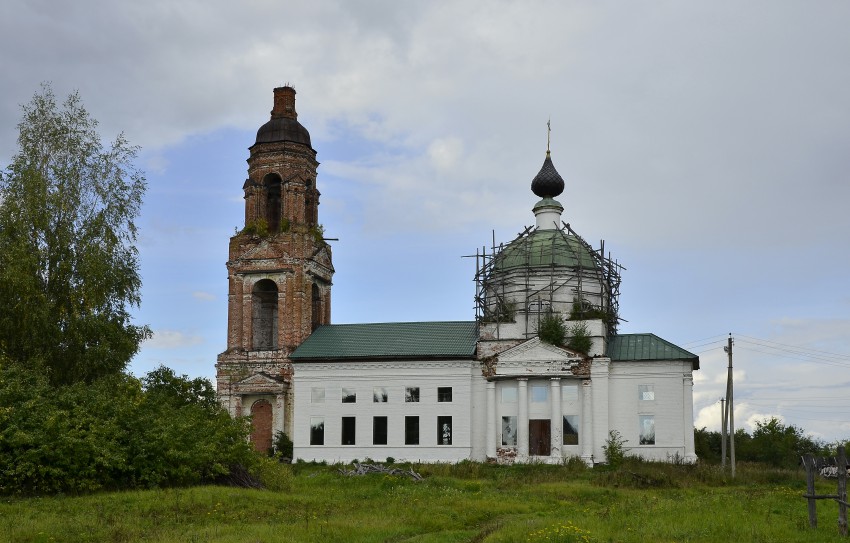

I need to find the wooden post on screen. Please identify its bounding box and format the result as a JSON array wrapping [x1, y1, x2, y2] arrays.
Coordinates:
[[839, 446, 847, 537], [802, 454, 818, 529]]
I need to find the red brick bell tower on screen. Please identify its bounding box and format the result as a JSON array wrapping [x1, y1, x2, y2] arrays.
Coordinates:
[[216, 87, 333, 452]]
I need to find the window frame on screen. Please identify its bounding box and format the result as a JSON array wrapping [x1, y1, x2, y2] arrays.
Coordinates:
[[437, 387, 453, 403], [639, 415, 656, 445], [437, 416, 452, 446], [373, 386, 388, 403], [563, 415, 579, 445], [405, 386, 420, 403], [373, 416, 388, 445], [405, 416, 420, 445], [341, 416, 356, 445], [341, 387, 357, 403], [309, 417, 324, 446]]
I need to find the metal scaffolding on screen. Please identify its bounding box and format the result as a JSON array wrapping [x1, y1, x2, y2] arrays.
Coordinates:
[[473, 222, 624, 337]]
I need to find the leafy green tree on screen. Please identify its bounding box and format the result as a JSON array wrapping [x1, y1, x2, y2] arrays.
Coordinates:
[[0, 84, 149, 385]]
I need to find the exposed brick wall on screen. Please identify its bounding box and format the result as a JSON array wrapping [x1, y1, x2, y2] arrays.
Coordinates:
[[250, 399, 273, 452]]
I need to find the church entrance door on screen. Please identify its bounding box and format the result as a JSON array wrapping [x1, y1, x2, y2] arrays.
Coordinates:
[[529, 419, 551, 456], [250, 399, 273, 453]]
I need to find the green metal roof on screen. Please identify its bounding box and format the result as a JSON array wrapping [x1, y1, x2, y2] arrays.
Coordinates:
[[608, 334, 700, 369], [290, 321, 478, 361], [493, 229, 599, 272]]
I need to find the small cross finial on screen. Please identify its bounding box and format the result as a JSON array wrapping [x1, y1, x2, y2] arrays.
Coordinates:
[[546, 119, 551, 156]]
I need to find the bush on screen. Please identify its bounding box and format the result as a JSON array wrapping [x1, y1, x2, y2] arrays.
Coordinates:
[[273, 431, 293, 461], [0, 363, 255, 495], [602, 430, 627, 468], [252, 457, 293, 491], [566, 321, 592, 354], [538, 311, 566, 345]]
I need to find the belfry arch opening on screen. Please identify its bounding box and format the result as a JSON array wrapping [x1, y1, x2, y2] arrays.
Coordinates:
[[263, 173, 282, 233], [311, 283, 322, 332], [252, 279, 278, 350]]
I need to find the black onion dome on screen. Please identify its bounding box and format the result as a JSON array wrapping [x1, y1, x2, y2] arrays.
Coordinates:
[[255, 117, 312, 147], [530, 153, 565, 198]]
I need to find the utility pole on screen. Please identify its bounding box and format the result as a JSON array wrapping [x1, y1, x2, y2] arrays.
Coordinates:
[[724, 334, 736, 477], [720, 397, 726, 468]]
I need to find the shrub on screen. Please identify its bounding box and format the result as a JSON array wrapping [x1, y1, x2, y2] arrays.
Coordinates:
[[252, 456, 293, 491], [566, 321, 592, 354], [538, 311, 566, 345], [602, 430, 627, 468], [272, 431, 293, 461]]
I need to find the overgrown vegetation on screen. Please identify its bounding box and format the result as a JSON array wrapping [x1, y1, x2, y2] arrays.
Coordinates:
[[695, 417, 844, 469], [0, 84, 150, 386], [537, 311, 566, 345], [602, 430, 628, 468], [1, 460, 846, 542], [568, 298, 615, 324], [566, 321, 592, 354], [482, 299, 516, 323], [0, 86, 256, 496]]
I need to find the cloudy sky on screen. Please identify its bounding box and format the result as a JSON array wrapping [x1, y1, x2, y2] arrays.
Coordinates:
[[2, 1, 849, 442]]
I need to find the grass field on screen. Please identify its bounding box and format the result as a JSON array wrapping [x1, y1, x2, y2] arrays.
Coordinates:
[[1, 460, 846, 542]]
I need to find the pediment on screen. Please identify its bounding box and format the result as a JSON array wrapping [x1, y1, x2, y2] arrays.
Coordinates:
[[235, 371, 285, 387], [498, 337, 582, 363]]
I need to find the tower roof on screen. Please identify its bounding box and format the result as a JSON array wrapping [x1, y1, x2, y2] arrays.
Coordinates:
[[254, 86, 312, 148], [492, 228, 599, 272], [530, 152, 565, 198]]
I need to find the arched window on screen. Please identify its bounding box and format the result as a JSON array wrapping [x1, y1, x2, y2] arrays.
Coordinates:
[[311, 283, 322, 331], [263, 173, 282, 232], [252, 279, 278, 350]]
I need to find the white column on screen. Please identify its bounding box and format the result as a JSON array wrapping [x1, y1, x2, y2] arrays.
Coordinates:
[[683, 374, 697, 463], [234, 394, 243, 418], [550, 378, 562, 460], [581, 379, 593, 464], [517, 378, 529, 459], [275, 393, 285, 436], [486, 381, 497, 458]]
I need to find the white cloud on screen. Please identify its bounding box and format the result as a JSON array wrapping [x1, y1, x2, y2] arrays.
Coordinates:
[[192, 291, 215, 302], [146, 329, 203, 349]]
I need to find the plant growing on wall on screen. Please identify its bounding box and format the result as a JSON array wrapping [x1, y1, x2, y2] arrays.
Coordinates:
[[566, 321, 592, 354], [538, 311, 566, 345], [242, 218, 269, 237]]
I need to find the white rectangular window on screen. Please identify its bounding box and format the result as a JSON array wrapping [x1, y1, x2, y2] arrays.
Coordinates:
[[501, 416, 517, 446], [373, 387, 388, 403], [639, 385, 655, 401], [561, 383, 578, 402], [310, 417, 324, 445], [373, 416, 388, 445], [405, 386, 420, 403], [501, 385, 517, 403], [311, 387, 325, 403], [639, 415, 655, 445], [531, 384, 548, 403], [437, 387, 452, 403], [341, 416, 356, 445], [341, 388, 356, 403], [563, 415, 579, 445], [405, 416, 419, 445], [437, 416, 452, 445]]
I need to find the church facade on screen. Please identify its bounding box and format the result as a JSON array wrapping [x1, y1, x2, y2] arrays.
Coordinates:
[[217, 87, 699, 464]]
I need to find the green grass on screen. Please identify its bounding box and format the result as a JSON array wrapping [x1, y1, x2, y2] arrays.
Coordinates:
[[1, 460, 846, 542]]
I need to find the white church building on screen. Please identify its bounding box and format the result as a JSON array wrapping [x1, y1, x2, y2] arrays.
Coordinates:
[[216, 87, 699, 465]]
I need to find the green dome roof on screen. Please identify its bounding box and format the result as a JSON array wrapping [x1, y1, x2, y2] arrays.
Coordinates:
[[493, 229, 599, 272]]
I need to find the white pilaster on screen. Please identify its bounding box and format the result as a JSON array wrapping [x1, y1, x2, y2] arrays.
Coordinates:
[[275, 393, 285, 436], [683, 374, 697, 463], [581, 379, 593, 464], [518, 378, 529, 458], [590, 359, 610, 462], [550, 378, 562, 460], [486, 381, 497, 458]]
